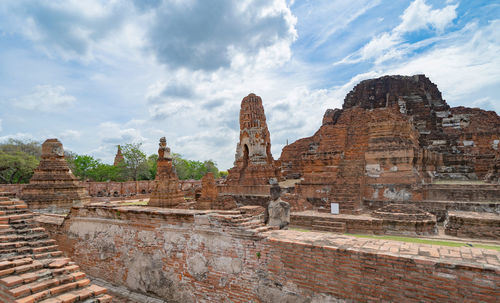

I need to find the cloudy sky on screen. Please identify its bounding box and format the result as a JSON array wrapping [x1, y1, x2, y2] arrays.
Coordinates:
[[0, 0, 499, 169]]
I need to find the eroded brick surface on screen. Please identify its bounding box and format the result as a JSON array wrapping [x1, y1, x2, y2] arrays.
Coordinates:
[[0, 196, 110, 303]]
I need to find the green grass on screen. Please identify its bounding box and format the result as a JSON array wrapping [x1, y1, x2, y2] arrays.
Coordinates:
[[290, 228, 500, 251], [432, 180, 487, 185], [347, 234, 500, 251], [121, 200, 148, 206], [290, 227, 312, 233]]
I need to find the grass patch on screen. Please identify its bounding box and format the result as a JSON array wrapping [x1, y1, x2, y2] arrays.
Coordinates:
[[347, 234, 500, 251], [290, 227, 313, 233], [432, 180, 487, 185], [121, 200, 148, 206]]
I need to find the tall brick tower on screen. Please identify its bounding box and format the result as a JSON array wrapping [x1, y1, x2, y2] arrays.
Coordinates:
[[225, 93, 279, 192]]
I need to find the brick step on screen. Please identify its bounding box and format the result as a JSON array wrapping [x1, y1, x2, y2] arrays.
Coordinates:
[[0, 231, 49, 240], [0, 239, 57, 254], [0, 204, 28, 211], [239, 219, 264, 226], [0, 227, 46, 236], [0, 213, 35, 222], [8, 222, 38, 230], [312, 221, 346, 233], [250, 226, 278, 233]]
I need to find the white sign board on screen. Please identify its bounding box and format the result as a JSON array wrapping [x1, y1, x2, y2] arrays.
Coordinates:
[[330, 203, 339, 215]]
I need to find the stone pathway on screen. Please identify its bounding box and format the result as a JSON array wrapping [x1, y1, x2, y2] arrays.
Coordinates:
[[266, 229, 500, 269]]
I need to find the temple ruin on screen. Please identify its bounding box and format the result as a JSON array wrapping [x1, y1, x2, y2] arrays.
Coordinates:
[[223, 93, 280, 199], [113, 145, 124, 166], [148, 137, 184, 207], [19, 139, 90, 213], [1, 75, 499, 303]]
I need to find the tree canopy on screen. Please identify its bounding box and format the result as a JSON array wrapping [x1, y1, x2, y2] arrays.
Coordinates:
[[0, 139, 221, 183], [0, 139, 41, 184]]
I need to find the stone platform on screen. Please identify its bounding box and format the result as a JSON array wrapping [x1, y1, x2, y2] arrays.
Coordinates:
[[290, 210, 437, 236], [445, 211, 500, 240]]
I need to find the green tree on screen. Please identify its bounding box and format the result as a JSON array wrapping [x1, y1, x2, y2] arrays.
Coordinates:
[[90, 163, 126, 182], [121, 143, 148, 181], [0, 139, 42, 184], [145, 154, 158, 180], [172, 153, 220, 180], [69, 155, 100, 181], [0, 152, 39, 183]]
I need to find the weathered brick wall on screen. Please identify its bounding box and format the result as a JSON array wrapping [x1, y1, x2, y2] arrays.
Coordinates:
[[84, 180, 201, 197], [49, 205, 499, 302], [445, 211, 500, 240]]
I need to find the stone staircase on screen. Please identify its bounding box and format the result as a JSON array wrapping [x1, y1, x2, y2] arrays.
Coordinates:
[[311, 220, 346, 233], [213, 206, 279, 235], [0, 195, 112, 303]]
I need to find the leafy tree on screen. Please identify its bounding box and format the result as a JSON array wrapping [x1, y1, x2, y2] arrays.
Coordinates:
[[144, 154, 158, 180], [172, 153, 220, 180], [0, 152, 39, 183], [0, 139, 41, 184], [121, 143, 148, 181], [90, 163, 126, 182], [69, 155, 100, 181]]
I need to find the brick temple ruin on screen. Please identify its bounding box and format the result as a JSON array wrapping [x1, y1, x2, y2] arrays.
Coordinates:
[[19, 139, 90, 213], [1, 74, 499, 302]]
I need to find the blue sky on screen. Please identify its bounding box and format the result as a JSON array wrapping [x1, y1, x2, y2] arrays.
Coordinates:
[[0, 0, 499, 169]]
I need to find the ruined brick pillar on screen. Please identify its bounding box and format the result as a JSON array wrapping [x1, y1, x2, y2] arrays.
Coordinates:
[[196, 172, 217, 210], [113, 145, 124, 166], [20, 138, 90, 213], [225, 93, 279, 191], [148, 137, 184, 207]]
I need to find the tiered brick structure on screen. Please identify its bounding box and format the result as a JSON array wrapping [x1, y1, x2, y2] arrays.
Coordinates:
[[280, 75, 499, 213], [113, 145, 124, 166], [20, 139, 90, 213], [148, 137, 184, 208], [0, 194, 111, 302], [445, 211, 500, 240], [223, 94, 279, 197], [485, 147, 500, 184], [196, 172, 217, 210]]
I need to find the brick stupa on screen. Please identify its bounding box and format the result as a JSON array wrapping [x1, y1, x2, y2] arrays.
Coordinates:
[[225, 94, 279, 193], [196, 172, 217, 210], [20, 138, 90, 212], [113, 144, 124, 166], [148, 137, 184, 207]]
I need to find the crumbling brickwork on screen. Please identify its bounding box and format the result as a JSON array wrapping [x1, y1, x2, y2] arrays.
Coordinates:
[[280, 75, 499, 212], [20, 139, 90, 213], [196, 172, 217, 210], [0, 194, 111, 303], [47, 204, 499, 303], [148, 137, 184, 207], [224, 94, 279, 196], [113, 145, 124, 166]]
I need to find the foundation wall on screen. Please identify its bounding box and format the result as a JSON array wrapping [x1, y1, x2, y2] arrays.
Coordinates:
[[48, 205, 499, 303], [445, 211, 500, 240]]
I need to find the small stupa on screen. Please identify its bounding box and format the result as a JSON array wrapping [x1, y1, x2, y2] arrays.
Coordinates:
[[20, 138, 90, 212], [113, 145, 124, 166], [148, 137, 184, 207]]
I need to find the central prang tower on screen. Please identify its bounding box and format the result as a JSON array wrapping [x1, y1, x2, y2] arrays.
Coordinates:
[[225, 93, 279, 193]]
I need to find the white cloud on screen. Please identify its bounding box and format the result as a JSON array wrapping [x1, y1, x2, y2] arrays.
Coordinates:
[[338, 0, 458, 64], [395, 0, 457, 33], [60, 129, 81, 140], [0, 132, 35, 143], [11, 85, 76, 112]]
